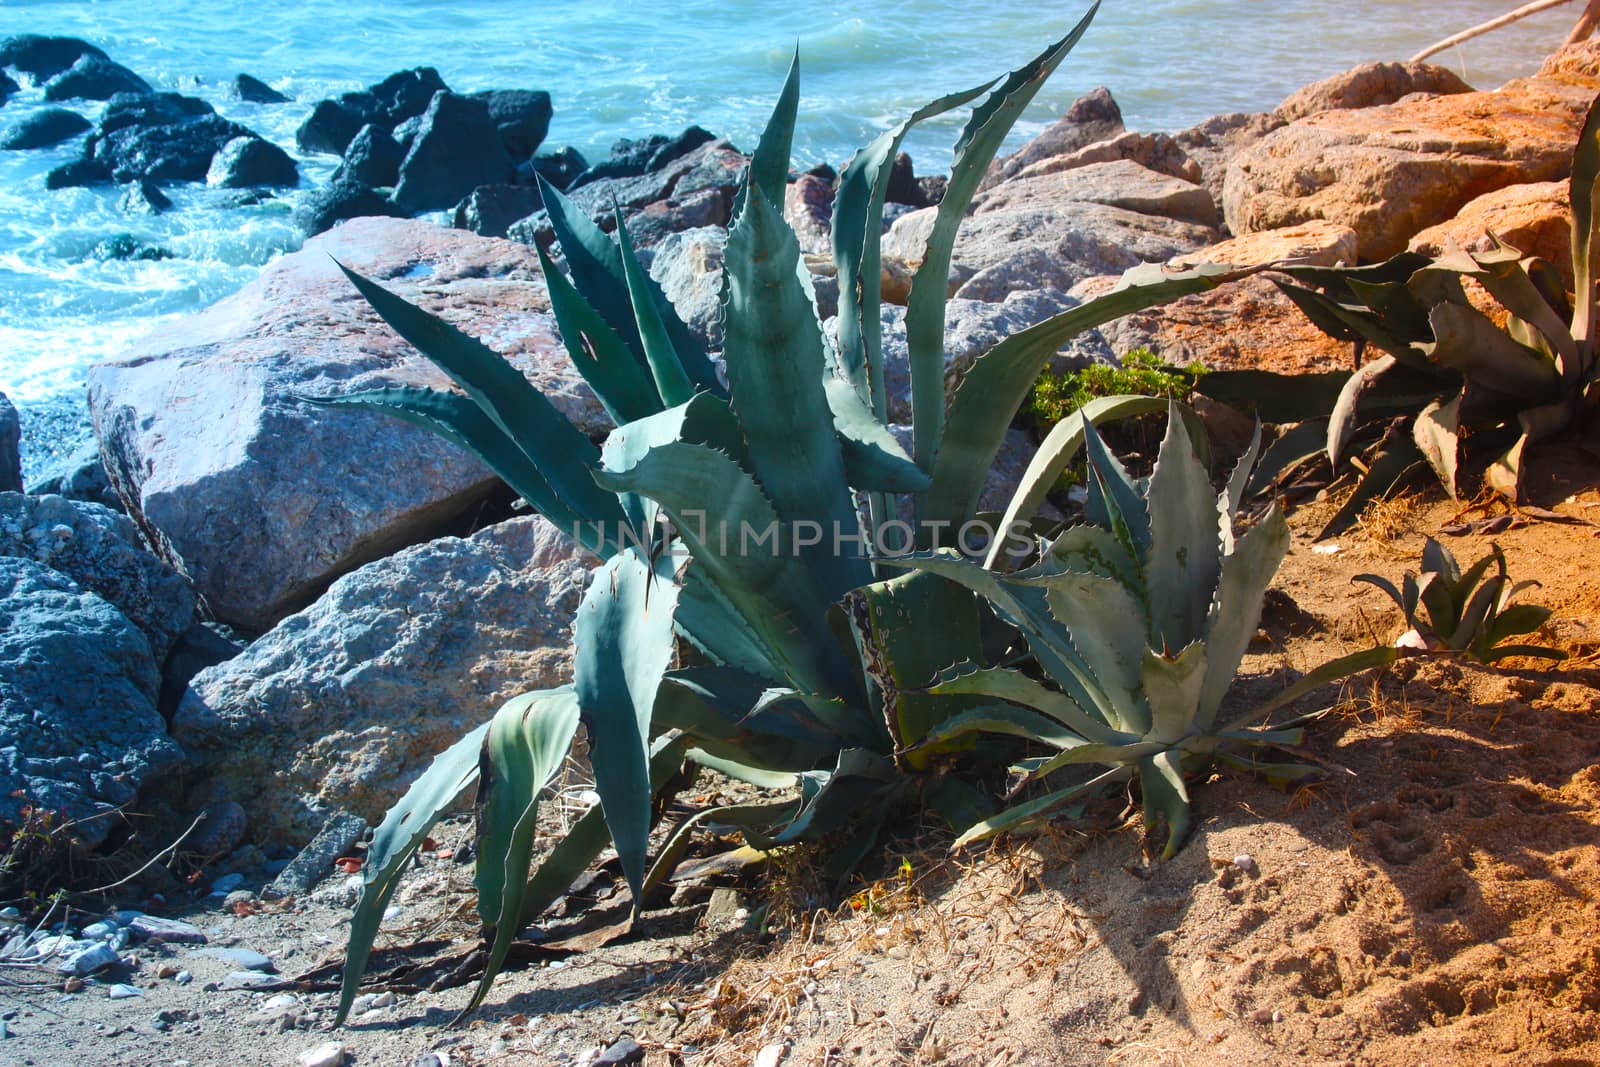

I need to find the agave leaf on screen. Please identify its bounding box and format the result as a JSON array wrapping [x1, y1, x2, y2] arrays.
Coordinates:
[[653, 669, 850, 771], [1140, 750, 1192, 859], [985, 394, 1168, 569], [1344, 275, 1435, 341], [615, 210, 696, 406], [640, 799, 799, 904], [773, 748, 898, 844], [722, 176, 870, 601], [904, 7, 1100, 471], [1195, 505, 1291, 730], [1245, 420, 1329, 496], [1026, 738, 1168, 779], [1274, 277, 1431, 363], [1327, 354, 1398, 467], [1434, 242, 1579, 371], [1482, 643, 1568, 663], [833, 82, 995, 412], [1025, 571, 1147, 732], [824, 376, 932, 493], [1426, 303, 1562, 401], [337, 721, 488, 1024], [1486, 431, 1529, 501], [1195, 369, 1353, 424], [1448, 546, 1499, 609], [1351, 572, 1407, 611], [600, 391, 745, 540], [1080, 415, 1151, 555], [1142, 642, 1208, 746], [1145, 403, 1222, 650], [927, 261, 1254, 529], [468, 687, 583, 1014], [1568, 91, 1600, 381], [1412, 390, 1463, 498], [336, 265, 627, 531], [687, 749, 801, 790], [746, 50, 799, 210], [1221, 421, 1263, 538], [953, 765, 1130, 848], [913, 703, 1085, 751], [574, 544, 684, 917], [1226, 645, 1399, 733], [535, 243, 663, 425], [1044, 523, 1142, 589], [927, 660, 1124, 745], [1316, 436, 1425, 540], [1486, 602, 1553, 643], [1446, 574, 1506, 651]]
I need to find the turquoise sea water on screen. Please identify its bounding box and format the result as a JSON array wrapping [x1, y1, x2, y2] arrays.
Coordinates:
[[0, 0, 1581, 465]]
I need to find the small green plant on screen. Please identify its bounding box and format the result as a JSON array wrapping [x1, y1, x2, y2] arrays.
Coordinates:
[[901, 409, 1396, 857], [1353, 538, 1565, 664], [1027, 348, 1205, 430]]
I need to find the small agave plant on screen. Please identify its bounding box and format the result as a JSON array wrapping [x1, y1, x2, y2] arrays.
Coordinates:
[[900, 409, 1397, 856], [1354, 538, 1565, 664]]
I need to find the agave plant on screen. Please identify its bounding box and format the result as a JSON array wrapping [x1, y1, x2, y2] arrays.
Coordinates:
[[897, 410, 1397, 857], [317, 4, 1261, 1021], [1353, 538, 1565, 664], [1198, 90, 1600, 532]]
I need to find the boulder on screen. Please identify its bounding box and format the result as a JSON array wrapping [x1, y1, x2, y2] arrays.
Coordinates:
[[523, 145, 588, 191], [232, 74, 288, 104], [392, 91, 515, 212], [173, 515, 592, 845], [26, 437, 119, 510], [295, 179, 407, 237], [2, 107, 92, 150], [98, 91, 212, 134], [206, 136, 297, 188], [0, 393, 18, 494], [88, 217, 603, 630], [1408, 181, 1572, 281], [0, 556, 183, 847], [0, 35, 108, 81], [296, 96, 378, 156], [331, 124, 404, 188], [1003, 129, 1202, 186], [1170, 219, 1359, 270], [469, 88, 552, 159], [561, 138, 745, 242], [617, 186, 731, 248], [368, 67, 449, 128], [43, 55, 151, 102], [987, 86, 1125, 187], [89, 113, 252, 184], [784, 173, 834, 256], [886, 152, 925, 207], [118, 179, 171, 215], [452, 183, 544, 239], [0, 494, 195, 664], [572, 125, 716, 188], [1273, 60, 1474, 124], [973, 159, 1217, 228], [646, 226, 727, 352], [1223, 46, 1600, 260], [1175, 111, 1281, 207], [46, 156, 112, 189]]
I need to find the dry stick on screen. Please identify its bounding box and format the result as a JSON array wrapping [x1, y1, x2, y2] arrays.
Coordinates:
[[1568, 0, 1600, 42], [1411, 0, 1578, 62]]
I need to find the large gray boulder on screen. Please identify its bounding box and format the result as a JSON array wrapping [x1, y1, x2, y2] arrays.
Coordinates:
[[0, 493, 194, 663], [88, 217, 606, 631], [0, 557, 183, 847], [173, 515, 592, 846], [0, 392, 18, 493]]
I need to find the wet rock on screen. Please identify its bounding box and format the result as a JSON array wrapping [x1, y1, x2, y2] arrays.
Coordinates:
[[0, 35, 108, 81], [128, 915, 206, 945], [295, 97, 373, 156], [263, 811, 366, 898], [45, 156, 111, 189], [43, 55, 151, 102], [988, 86, 1125, 187], [572, 125, 716, 188], [206, 135, 297, 188], [2, 107, 92, 150], [0, 71, 16, 105], [453, 183, 544, 239], [369, 67, 449, 128], [232, 74, 288, 104], [565, 138, 744, 227], [1273, 60, 1474, 124], [117, 179, 171, 216], [331, 124, 403, 188], [296, 178, 406, 237], [88, 217, 598, 629], [175, 516, 593, 844], [0, 394, 17, 494], [524, 145, 588, 191], [393, 91, 515, 212], [470, 88, 552, 159], [90, 113, 253, 184], [92, 233, 172, 261]]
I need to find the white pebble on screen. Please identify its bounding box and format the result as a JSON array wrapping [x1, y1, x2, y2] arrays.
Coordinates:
[[107, 983, 142, 999], [1233, 854, 1257, 874], [296, 1041, 346, 1067]]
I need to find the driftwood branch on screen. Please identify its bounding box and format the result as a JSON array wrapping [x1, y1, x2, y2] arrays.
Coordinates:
[[1410, 0, 1580, 63]]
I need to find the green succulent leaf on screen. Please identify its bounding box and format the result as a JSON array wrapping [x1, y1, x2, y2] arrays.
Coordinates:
[[1567, 91, 1600, 381], [535, 242, 663, 425], [927, 661, 1123, 745], [1412, 391, 1463, 499], [1145, 403, 1222, 650], [824, 376, 932, 493], [1196, 505, 1291, 729], [615, 210, 696, 407], [1140, 749, 1192, 859], [1425, 302, 1562, 401], [953, 765, 1129, 848], [1142, 642, 1209, 746]]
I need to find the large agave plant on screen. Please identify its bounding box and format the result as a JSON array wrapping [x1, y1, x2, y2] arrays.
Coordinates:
[[319, 4, 1257, 1020], [898, 410, 1397, 857], [1198, 90, 1600, 531]]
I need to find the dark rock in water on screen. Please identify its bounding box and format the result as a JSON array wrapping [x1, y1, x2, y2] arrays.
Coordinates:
[[331, 124, 403, 188], [0, 71, 18, 104], [521, 145, 587, 191], [572, 125, 715, 188], [262, 811, 366, 896], [296, 179, 406, 237], [390, 114, 424, 152], [231, 73, 287, 104], [91, 113, 251, 183], [886, 151, 924, 207], [0, 494, 197, 664], [562, 138, 745, 245], [44, 55, 152, 102], [452, 183, 544, 239], [93, 233, 173, 262], [1, 107, 91, 150], [206, 136, 297, 188], [469, 88, 552, 159], [0, 393, 19, 494], [0, 35, 108, 81], [99, 91, 213, 134], [0, 557, 183, 847], [296, 98, 371, 156], [158, 622, 244, 721], [45, 156, 110, 189], [392, 91, 514, 212], [369, 67, 448, 127], [119, 179, 171, 216], [26, 437, 118, 510]]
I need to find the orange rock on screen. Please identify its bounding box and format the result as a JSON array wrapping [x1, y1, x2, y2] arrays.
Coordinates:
[[1171, 220, 1359, 270], [1408, 182, 1572, 283]]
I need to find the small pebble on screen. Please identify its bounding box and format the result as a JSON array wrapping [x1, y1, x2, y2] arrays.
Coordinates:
[[156, 964, 180, 980], [754, 1044, 788, 1067], [81, 921, 118, 940], [593, 1036, 644, 1066], [175, 970, 193, 985], [130, 915, 208, 945], [107, 984, 143, 999], [297, 1041, 346, 1067], [210, 873, 246, 895], [223, 890, 256, 910], [1233, 854, 1257, 874]]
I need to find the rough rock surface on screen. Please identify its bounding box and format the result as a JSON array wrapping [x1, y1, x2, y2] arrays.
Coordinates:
[[87, 113, 253, 185], [295, 178, 407, 237], [1175, 111, 1281, 208], [644, 226, 728, 352], [1273, 60, 1474, 124], [468, 89, 552, 160], [784, 173, 835, 256], [452, 183, 544, 239], [972, 159, 1217, 227], [987, 86, 1125, 187], [1223, 45, 1600, 259], [232, 74, 288, 104], [1408, 181, 1572, 279], [1004, 129, 1202, 186], [173, 515, 592, 846], [393, 91, 515, 212], [1171, 219, 1360, 270], [205, 136, 297, 188], [0, 557, 182, 847], [0, 393, 18, 494], [88, 217, 603, 631], [331, 124, 404, 188], [0, 493, 194, 663]]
